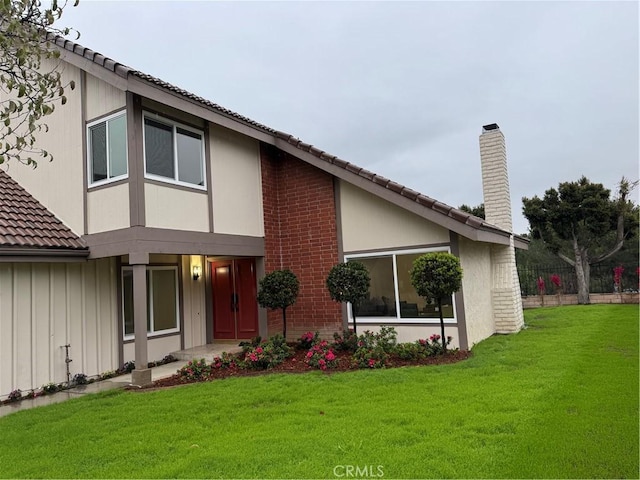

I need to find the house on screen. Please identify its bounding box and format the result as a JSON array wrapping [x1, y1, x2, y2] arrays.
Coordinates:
[[0, 37, 526, 398]]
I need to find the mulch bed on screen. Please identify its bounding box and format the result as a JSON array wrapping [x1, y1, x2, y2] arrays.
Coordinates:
[[145, 349, 472, 390]]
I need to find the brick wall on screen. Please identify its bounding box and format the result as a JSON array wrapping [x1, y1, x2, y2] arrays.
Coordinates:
[[260, 145, 342, 340]]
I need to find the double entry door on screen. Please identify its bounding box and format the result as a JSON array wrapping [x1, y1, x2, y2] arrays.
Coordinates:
[[211, 258, 259, 340]]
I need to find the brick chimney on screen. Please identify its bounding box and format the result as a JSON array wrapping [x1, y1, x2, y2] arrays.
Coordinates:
[[479, 123, 524, 334]]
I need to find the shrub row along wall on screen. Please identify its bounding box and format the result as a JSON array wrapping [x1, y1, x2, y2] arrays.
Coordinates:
[[260, 145, 342, 339], [522, 293, 640, 309]]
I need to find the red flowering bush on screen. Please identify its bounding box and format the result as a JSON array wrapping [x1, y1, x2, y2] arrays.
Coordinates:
[[332, 330, 358, 352], [550, 273, 562, 292], [613, 265, 624, 291], [419, 334, 452, 355], [178, 359, 211, 381], [242, 334, 291, 370], [298, 331, 319, 350], [305, 340, 338, 370], [211, 352, 238, 370], [537, 276, 546, 295]]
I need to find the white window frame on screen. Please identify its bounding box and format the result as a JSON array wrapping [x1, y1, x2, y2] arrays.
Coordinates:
[[122, 266, 180, 341], [86, 110, 128, 187], [344, 246, 457, 325], [142, 111, 206, 190]]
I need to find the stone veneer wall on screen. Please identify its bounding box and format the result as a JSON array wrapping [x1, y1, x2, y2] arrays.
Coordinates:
[[260, 145, 342, 339]]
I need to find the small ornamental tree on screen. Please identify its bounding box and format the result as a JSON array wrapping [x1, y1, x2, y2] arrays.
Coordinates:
[[257, 269, 299, 339], [326, 261, 370, 335], [410, 252, 463, 353]]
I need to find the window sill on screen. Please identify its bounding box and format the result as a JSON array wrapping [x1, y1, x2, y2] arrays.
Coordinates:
[[123, 329, 180, 343]]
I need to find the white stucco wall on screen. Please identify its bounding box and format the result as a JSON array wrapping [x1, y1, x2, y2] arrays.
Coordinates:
[[339, 181, 450, 252], [210, 125, 264, 237], [0, 259, 119, 399], [182, 255, 206, 349], [459, 237, 495, 347]]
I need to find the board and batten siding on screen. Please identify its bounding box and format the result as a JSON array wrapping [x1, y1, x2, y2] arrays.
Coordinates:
[[1, 57, 84, 235], [339, 181, 450, 253], [210, 125, 264, 237], [458, 237, 495, 347], [0, 259, 119, 398], [85, 73, 126, 121]]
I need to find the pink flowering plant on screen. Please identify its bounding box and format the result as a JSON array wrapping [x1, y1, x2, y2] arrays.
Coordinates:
[[242, 334, 291, 370], [419, 334, 452, 355], [211, 352, 238, 370], [332, 329, 358, 352], [351, 328, 397, 369], [550, 274, 562, 292], [178, 358, 211, 381], [305, 340, 338, 370], [298, 331, 319, 350]]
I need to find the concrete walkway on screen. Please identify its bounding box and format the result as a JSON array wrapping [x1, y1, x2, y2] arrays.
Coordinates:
[[0, 360, 189, 418]]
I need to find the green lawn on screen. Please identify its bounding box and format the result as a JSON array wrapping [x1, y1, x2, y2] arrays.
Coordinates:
[[0, 305, 637, 479]]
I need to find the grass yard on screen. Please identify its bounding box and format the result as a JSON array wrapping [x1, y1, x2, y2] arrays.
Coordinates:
[[0, 305, 637, 479]]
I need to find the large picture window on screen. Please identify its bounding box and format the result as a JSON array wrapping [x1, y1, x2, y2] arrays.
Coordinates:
[[143, 112, 205, 188], [346, 248, 456, 323], [87, 111, 127, 186], [122, 266, 179, 339]]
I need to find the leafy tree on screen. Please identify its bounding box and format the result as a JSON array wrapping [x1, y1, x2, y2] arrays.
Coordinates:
[[459, 203, 485, 219], [257, 269, 299, 339], [522, 176, 638, 304], [326, 261, 370, 335], [410, 252, 463, 353], [0, 0, 79, 167]]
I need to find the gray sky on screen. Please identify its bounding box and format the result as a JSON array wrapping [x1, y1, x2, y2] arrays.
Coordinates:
[[62, 1, 638, 234]]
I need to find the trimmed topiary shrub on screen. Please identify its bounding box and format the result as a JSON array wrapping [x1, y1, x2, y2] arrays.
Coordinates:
[[410, 252, 463, 353], [326, 261, 370, 334], [257, 269, 299, 339]]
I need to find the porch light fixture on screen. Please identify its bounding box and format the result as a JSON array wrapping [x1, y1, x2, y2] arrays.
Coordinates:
[[192, 265, 201, 281]]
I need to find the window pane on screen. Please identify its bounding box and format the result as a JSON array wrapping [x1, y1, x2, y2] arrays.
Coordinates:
[[176, 128, 204, 186], [90, 123, 107, 182], [353, 257, 396, 317], [144, 118, 174, 179], [151, 269, 177, 331], [122, 270, 134, 335], [397, 253, 454, 318], [108, 115, 127, 178]]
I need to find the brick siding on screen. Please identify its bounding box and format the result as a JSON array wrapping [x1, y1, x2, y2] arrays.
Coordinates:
[[260, 144, 342, 340]]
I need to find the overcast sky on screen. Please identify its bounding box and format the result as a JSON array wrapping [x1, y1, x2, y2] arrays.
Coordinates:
[[62, 1, 638, 234]]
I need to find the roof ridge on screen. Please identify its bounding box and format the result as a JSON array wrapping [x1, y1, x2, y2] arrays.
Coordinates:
[[50, 34, 514, 238]]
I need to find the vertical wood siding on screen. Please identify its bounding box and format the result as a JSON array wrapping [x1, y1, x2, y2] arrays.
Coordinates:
[[0, 259, 118, 398]]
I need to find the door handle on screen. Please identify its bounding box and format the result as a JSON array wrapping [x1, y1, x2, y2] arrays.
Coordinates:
[[231, 293, 239, 312]]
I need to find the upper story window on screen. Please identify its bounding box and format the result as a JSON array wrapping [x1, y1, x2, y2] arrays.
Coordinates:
[[143, 112, 206, 189], [87, 111, 128, 186]]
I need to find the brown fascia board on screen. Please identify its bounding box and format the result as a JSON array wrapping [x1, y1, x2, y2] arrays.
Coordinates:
[[0, 247, 89, 262], [83, 227, 265, 259], [514, 235, 530, 250], [273, 138, 512, 245], [127, 77, 275, 145]]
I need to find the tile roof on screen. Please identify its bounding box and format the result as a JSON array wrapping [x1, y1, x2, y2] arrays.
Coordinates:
[[0, 170, 87, 252], [49, 34, 520, 241]]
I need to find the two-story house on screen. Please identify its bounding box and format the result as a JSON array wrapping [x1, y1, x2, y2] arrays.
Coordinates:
[[0, 36, 526, 397]]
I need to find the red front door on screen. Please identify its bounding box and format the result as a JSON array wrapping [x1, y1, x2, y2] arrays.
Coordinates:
[[211, 259, 259, 340]]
